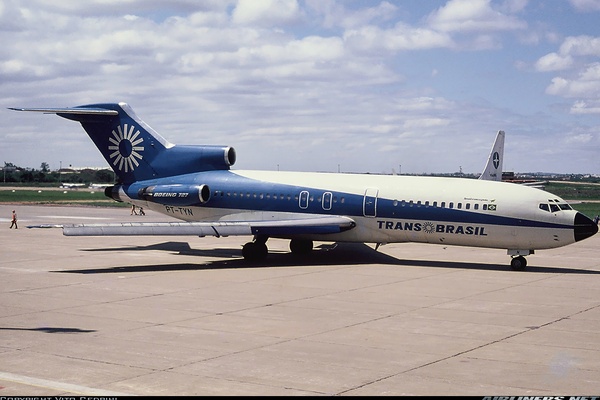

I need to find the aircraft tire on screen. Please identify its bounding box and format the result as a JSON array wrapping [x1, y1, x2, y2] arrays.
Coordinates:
[[290, 239, 313, 255], [510, 256, 527, 271], [242, 241, 268, 261]]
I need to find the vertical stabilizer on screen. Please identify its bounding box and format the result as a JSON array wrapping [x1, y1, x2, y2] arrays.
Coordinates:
[[479, 130, 505, 181], [9, 103, 235, 183]]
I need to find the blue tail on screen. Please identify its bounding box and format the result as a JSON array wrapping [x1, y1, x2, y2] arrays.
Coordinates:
[[10, 102, 236, 183]]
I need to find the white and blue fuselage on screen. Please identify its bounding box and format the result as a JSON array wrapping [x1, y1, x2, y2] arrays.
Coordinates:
[[114, 169, 589, 252]]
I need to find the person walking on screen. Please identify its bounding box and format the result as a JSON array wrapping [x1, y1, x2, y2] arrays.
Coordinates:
[[10, 210, 17, 229]]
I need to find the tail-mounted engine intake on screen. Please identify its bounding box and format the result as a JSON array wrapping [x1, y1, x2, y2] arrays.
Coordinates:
[[138, 184, 210, 206]]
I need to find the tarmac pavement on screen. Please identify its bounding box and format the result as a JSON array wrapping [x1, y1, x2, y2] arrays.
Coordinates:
[[1, 204, 599, 396]]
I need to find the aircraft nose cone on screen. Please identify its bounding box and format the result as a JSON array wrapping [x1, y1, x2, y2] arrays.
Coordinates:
[[574, 212, 598, 242]]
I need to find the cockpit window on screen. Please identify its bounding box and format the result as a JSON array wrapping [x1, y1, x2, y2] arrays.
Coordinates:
[[540, 202, 573, 213]]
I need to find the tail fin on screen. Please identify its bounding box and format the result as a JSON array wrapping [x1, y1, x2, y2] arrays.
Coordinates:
[[478, 130, 505, 181], [9, 102, 236, 183]]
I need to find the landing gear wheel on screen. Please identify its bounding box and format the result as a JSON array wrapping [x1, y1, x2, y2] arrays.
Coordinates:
[[510, 255, 527, 271], [290, 239, 313, 256], [242, 241, 268, 261]]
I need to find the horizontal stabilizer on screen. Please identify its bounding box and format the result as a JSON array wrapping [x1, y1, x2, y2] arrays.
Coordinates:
[[8, 107, 118, 116]]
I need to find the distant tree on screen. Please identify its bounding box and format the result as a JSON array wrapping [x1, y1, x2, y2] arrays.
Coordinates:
[[19, 170, 34, 182], [40, 162, 50, 172], [95, 169, 114, 183]]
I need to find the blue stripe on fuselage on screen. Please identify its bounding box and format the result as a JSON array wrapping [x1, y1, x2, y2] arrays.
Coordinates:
[[123, 170, 572, 231]]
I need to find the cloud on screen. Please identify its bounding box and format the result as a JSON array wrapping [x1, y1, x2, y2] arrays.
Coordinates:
[[546, 63, 600, 98], [2, 1, 599, 174], [569, 0, 600, 11], [559, 35, 600, 57], [571, 100, 600, 114], [536, 35, 600, 72], [344, 23, 453, 52], [306, 0, 398, 30], [535, 52, 574, 71], [232, 0, 302, 26], [426, 0, 527, 33], [538, 36, 600, 113]]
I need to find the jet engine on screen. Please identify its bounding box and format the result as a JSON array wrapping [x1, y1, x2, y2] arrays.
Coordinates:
[[137, 184, 211, 206]]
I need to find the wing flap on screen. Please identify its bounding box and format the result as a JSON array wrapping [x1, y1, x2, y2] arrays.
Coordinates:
[[57, 216, 355, 237]]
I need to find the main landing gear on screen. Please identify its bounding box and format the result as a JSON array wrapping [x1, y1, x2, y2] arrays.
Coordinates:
[[241, 236, 314, 261]]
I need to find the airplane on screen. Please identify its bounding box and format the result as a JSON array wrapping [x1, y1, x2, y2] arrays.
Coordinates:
[[10, 102, 598, 270], [60, 182, 86, 189], [89, 183, 112, 190], [477, 131, 547, 189], [478, 130, 504, 181]]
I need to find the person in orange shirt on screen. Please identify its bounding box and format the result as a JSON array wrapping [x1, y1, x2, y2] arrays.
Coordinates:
[[10, 210, 17, 229]]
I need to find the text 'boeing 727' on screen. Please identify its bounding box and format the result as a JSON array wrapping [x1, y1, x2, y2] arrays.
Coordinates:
[[10, 103, 598, 270]]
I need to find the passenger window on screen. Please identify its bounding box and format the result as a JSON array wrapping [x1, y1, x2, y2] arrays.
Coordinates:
[[449, 202, 454, 209], [474, 204, 479, 210], [465, 203, 470, 210]]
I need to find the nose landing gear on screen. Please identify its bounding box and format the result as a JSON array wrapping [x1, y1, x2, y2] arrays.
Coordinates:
[[508, 250, 532, 271], [510, 255, 527, 271]]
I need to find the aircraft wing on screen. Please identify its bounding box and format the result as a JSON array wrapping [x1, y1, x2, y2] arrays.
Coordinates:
[[29, 216, 356, 237]]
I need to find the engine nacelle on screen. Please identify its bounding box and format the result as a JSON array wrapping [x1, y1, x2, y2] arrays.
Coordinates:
[[104, 185, 124, 202], [138, 184, 210, 206]]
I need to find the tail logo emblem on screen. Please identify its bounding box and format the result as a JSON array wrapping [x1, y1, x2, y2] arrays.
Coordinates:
[[108, 124, 144, 173], [493, 152, 500, 169]]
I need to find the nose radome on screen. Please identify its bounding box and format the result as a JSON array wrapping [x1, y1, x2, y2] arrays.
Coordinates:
[[574, 212, 598, 242]]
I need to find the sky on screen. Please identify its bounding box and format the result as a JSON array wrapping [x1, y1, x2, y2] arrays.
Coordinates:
[[2, 0, 600, 175]]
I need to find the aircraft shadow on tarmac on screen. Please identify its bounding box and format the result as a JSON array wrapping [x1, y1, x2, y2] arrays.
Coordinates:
[[51, 241, 600, 275], [0, 327, 96, 334]]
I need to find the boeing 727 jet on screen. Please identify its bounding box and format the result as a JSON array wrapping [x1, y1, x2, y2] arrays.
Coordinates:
[[10, 103, 598, 270]]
